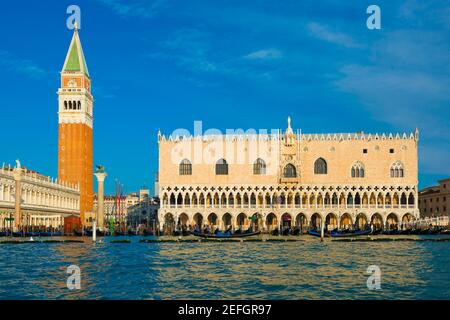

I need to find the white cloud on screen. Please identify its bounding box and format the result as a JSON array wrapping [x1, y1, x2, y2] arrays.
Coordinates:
[[306, 22, 363, 48], [243, 49, 283, 60], [96, 0, 167, 18], [0, 50, 47, 79]]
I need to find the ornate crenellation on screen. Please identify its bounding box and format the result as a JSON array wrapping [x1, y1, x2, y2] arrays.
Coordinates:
[[0, 165, 80, 228], [158, 131, 419, 143]]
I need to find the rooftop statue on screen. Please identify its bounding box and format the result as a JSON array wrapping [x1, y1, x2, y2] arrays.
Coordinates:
[[95, 165, 105, 173]]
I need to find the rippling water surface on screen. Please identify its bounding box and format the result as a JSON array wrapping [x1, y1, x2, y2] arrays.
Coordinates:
[[0, 237, 449, 300]]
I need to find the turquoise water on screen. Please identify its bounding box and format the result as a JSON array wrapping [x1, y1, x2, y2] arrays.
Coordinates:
[[0, 237, 449, 300]]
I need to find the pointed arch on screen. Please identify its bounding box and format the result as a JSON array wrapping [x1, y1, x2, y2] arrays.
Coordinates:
[[236, 213, 248, 227], [340, 213, 353, 228], [253, 158, 266, 175], [266, 213, 278, 230], [390, 161, 404, 178], [222, 213, 232, 228], [351, 161, 365, 178], [215, 158, 228, 175], [355, 213, 368, 229], [193, 213, 204, 227], [283, 163, 297, 178], [208, 213, 218, 226], [179, 159, 192, 175], [314, 158, 327, 174]]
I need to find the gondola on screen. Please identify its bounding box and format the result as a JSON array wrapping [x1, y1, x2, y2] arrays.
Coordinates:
[[193, 229, 261, 239], [419, 228, 430, 235], [85, 229, 108, 237], [114, 231, 126, 236], [271, 229, 279, 236], [332, 229, 372, 237], [382, 229, 399, 235], [39, 231, 63, 237], [73, 229, 84, 236], [371, 228, 383, 235], [25, 231, 41, 237], [308, 229, 371, 238], [127, 229, 139, 236], [143, 229, 155, 236], [429, 227, 442, 235]]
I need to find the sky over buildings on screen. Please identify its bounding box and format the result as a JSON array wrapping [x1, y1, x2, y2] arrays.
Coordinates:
[[1, 0, 449, 194]]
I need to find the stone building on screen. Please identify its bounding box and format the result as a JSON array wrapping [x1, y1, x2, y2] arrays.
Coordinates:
[[0, 164, 80, 229], [157, 117, 419, 232], [92, 189, 151, 227], [127, 196, 159, 229], [91, 194, 127, 227], [419, 178, 450, 218]]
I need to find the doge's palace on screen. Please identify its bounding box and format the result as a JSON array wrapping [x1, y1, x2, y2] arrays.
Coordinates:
[[157, 118, 419, 233]]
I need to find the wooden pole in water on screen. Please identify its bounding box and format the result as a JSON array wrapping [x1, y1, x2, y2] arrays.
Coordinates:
[[321, 220, 325, 242], [93, 220, 97, 242]]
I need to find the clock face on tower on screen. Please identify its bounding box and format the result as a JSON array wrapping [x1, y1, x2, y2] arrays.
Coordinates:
[[63, 76, 81, 88]]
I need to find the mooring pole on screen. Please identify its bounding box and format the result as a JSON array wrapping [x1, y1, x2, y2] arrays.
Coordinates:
[[93, 220, 97, 242], [320, 220, 325, 242]]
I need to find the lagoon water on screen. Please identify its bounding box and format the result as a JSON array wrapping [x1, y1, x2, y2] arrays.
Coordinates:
[[0, 237, 449, 300]]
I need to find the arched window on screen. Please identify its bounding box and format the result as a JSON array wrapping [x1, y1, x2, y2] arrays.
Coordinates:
[[283, 164, 296, 178], [77, 101, 81, 110], [64, 101, 68, 110], [253, 158, 266, 175], [390, 161, 404, 178], [351, 162, 365, 178], [314, 158, 327, 174], [179, 159, 192, 175], [68, 101, 72, 110], [215, 159, 228, 175]]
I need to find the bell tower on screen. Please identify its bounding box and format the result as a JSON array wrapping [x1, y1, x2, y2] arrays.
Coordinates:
[[57, 24, 94, 226]]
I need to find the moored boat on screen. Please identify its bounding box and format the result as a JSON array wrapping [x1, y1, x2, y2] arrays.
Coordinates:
[[73, 229, 84, 236], [383, 229, 399, 235], [308, 229, 371, 238], [193, 229, 261, 239], [25, 231, 40, 237], [143, 229, 155, 236], [371, 228, 383, 235], [85, 229, 108, 237]]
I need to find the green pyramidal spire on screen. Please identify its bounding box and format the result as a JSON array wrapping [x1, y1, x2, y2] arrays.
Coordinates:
[[62, 26, 90, 77]]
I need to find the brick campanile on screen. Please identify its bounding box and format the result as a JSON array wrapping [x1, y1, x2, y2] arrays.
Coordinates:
[[57, 25, 93, 226]]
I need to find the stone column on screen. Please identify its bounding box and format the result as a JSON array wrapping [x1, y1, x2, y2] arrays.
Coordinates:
[[94, 172, 107, 229], [13, 164, 23, 231]]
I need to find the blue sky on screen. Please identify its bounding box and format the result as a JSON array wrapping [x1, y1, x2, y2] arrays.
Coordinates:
[[1, 0, 449, 194]]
